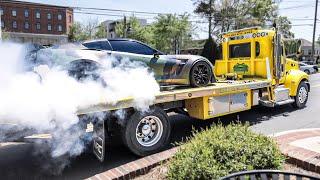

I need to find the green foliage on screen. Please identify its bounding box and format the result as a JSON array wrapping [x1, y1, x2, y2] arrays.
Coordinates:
[[68, 19, 103, 42], [193, 0, 278, 34], [167, 123, 285, 180], [1, 29, 10, 41], [201, 36, 219, 64], [95, 24, 107, 39], [153, 14, 192, 53], [115, 17, 154, 45], [68, 21, 91, 42], [278, 16, 294, 39]]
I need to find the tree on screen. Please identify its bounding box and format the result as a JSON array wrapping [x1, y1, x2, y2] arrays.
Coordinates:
[[201, 35, 219, 64], [84, 18, 99, 39], [153, 14, 192, 53], [193, 0, 278, 35], [94, 24, 107, 39], [68, 19, 104, 42], [193, 0, 214, 37], [277, 16, 294, 39], [115, 16, 153, 45], [68, 22, 90, 42]]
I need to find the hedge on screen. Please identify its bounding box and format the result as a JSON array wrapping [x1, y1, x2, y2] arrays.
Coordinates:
[[167, 123, 285, 179]]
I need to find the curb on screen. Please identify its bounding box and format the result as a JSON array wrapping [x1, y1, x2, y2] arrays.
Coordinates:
[[273, 129, 320, 174], [87, 147, 178, 180]]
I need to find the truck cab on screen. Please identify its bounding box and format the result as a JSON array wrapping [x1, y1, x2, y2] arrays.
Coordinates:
[[214, 27, 309, 107]]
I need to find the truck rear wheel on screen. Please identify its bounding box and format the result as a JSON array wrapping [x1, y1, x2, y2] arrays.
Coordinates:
[[292, 81, 308, 108], [122, 107, 171, 156]]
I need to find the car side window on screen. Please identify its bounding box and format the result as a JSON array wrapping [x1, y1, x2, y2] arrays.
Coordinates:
[[83, 41, 112, 51], [109, 40, 156, 55]]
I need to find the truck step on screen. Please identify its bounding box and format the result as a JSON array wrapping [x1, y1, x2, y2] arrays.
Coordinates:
[[259, 99, 295, 107]]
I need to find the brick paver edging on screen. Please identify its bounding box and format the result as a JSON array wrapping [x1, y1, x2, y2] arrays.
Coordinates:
[[272, 128, 320, 174], [87, 147, 178, 180]]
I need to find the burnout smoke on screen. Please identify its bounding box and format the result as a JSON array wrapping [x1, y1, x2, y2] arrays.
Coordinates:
[[0, 42, 160, 173]]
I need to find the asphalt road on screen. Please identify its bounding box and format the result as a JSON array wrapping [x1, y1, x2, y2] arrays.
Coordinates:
[[1, 73, 320, 179]]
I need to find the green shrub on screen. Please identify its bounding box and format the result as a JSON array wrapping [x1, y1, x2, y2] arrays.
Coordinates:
[[167, 123, 285, 180]]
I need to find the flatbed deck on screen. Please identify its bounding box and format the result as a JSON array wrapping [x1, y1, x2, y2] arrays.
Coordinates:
[[77, 79, 271, 115]]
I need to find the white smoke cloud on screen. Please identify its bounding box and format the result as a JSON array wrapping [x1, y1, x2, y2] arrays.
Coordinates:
[[0, 42, 160, 174]]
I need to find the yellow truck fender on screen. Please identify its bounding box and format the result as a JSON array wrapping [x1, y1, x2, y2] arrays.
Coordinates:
[[284, 69, 310, 96]]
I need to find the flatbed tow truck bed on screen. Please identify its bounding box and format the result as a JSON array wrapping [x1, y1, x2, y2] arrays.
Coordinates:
[[77, 79, 271, 115]]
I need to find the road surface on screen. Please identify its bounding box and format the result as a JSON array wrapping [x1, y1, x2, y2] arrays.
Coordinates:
[[0, 73, 320, 179]]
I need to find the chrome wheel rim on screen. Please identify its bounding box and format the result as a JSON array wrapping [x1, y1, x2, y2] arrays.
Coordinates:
[[135, 116, 163, 147], [193, 63, 210, 85], [298, 86, 307, 104]]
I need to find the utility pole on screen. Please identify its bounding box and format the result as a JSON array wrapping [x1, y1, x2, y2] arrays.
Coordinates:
[[311, 0, 318, 62], [123, 15, 127, 38], [0, 12, 2, 41], [208, 0, 213, 38]]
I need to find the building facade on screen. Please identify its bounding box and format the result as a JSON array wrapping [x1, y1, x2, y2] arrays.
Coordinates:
[[0, 0, 73, 44], [299, 39, 320, 61]]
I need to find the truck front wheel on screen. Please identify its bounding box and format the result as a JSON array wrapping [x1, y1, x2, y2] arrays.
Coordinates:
[[292, 81, 309, 108], [122, 107, 171, 156]]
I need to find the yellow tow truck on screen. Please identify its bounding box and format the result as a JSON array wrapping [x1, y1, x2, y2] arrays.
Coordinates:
[[81, 27, 309, 161]]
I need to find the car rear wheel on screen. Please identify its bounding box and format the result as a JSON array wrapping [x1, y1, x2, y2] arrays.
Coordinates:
[[121, 107, 171, 156], [190, 61, 213, 87], [304, 69, 310, 74]]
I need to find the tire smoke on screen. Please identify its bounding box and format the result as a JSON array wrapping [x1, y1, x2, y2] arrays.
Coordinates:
[[0, 42, 160, 174]]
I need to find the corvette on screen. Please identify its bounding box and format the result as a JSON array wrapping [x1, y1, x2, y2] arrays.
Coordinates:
[[34, 39, 215, 87]]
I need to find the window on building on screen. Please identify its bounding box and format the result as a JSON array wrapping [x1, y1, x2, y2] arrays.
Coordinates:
[[48, 24, 52, 31], [58, 14, 62, 20], [58, 24, 62, 31], [0, 8, 3, 16], [12, 21, 17, 29], [229, 42, 251, 58], [69, 15, 72, 23], [24, 22, 29, 29], [47, 13, 51, 20], [308, 49, 312, 55], [12, 10, 17, 17], [36, 23, 41, 30], [24, 9, 29, 17], [1, 21, 4, 28], [36, 11, 40, 19]]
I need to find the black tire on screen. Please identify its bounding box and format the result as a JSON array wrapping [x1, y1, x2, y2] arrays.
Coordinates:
[[292, 81, 309, 108], [190, 61, 213, 87], [122, 107, 171, 156], [304, 69, 310, 74]]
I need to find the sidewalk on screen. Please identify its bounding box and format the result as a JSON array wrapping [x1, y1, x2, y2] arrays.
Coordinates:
[[273, 128, 320, 173]]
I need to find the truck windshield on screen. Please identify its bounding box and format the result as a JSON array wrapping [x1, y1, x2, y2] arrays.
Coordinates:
[[229, 42, 251, 58]]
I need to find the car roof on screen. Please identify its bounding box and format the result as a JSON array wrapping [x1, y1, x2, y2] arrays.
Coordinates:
[[82, 38, 165, 55], [83, 38, 138, 44]]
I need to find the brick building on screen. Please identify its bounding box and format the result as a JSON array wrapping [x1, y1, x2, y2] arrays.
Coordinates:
[[0, 0, 73, 44]]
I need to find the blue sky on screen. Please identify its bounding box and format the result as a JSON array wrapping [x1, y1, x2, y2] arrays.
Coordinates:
[[21, 0, 320, 41]]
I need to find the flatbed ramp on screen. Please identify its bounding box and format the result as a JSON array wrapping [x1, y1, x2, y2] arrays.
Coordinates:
[[77, 80, 271, 115]]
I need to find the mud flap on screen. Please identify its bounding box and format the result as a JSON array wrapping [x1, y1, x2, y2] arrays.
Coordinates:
[[93, 120, 106, 162]]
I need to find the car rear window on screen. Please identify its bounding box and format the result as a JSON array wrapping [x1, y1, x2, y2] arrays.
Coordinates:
[[109, 40, 155, 55]]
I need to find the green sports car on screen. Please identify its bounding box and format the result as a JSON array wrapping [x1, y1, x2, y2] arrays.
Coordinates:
[[35, 39, 215, 87]]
